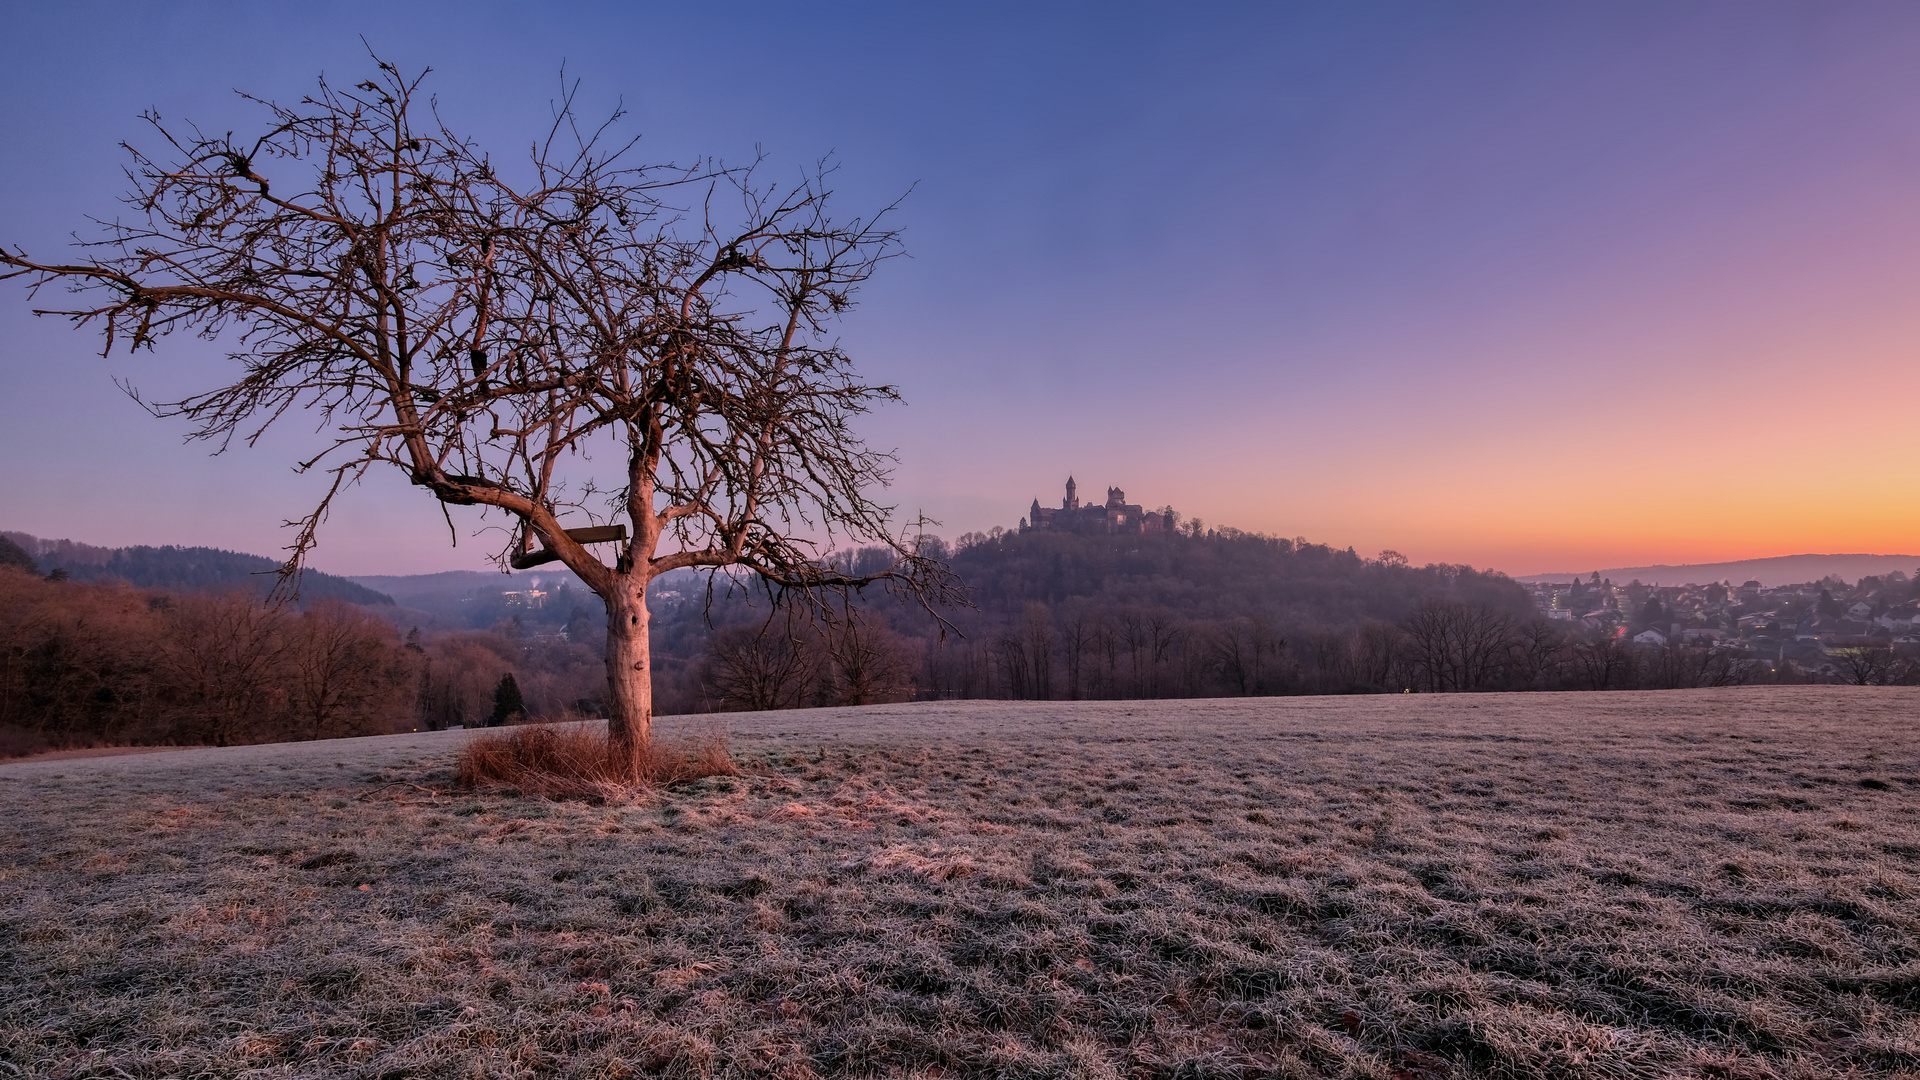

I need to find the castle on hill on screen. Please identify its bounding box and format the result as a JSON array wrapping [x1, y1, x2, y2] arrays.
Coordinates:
[[1021, 477, 1172, 536]]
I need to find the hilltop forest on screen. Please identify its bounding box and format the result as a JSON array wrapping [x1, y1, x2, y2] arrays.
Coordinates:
[[2, 532, 391, 606], [686, 527, 1547, 711], [693, 525, 1919, 710]]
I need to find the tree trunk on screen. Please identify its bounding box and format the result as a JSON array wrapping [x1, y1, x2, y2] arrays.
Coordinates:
[[604, 574, 653, 780]]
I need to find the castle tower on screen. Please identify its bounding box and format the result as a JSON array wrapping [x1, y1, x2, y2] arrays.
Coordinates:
[[1064, 476, 1078, 511]]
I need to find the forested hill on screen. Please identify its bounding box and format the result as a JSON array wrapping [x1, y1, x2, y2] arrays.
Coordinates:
[[686, 527, 1550, 707], [2, 533, 392, 606], [934, 528, 1531, 629]]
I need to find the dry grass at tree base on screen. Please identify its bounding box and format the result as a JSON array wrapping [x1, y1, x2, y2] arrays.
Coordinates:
[[457, 723, 740, 799], [4, 689, 1920, 1079]]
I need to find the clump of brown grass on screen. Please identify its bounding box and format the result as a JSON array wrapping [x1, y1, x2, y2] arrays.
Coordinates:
[[457, 721, 737, 798]]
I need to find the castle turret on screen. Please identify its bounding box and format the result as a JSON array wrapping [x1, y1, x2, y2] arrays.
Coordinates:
[[1064, 476, 1078, 511]]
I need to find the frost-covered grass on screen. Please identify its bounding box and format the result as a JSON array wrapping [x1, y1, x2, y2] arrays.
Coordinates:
[[4, 688, 1920, 1078]]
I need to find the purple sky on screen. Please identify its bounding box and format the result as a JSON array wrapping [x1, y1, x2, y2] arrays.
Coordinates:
[[4, 2, 1919, 576]]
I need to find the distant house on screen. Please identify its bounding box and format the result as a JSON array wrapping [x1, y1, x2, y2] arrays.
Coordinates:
[[1633, 628, 1668, 647], [1877, 605, 1919, 632], [1847, 601, 1874, 621]]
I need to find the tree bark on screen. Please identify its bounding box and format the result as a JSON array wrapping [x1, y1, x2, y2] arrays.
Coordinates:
[[604, 573, 653, 780]]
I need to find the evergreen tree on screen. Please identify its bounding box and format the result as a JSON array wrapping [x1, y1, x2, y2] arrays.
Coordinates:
[[1637, 596, 1665, 630], [489, 673, 527, 727]]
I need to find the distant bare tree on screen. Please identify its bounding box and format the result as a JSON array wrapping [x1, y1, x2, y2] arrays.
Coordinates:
[[1208, 622, 1255, 695], [982, 604, 1061, 701], [1118, 609, 1149, 697], [285, 603, 412, 740], [1, 60, 954, 777], [1021, 604, 1055, 701], [416, 631, 519, 730], [1508, 620, 1567, 689], [1637, 642, 1697, 691], [1834, 646, 1895, 687], [1146, 611, 1184, 697], [1249, 618, 1285, 693], [994, 626, 1035, 700], [1570, 633, 1637, 691], [1208, 617, 1282, 695], [1697, 647, 1755, 688], [699, 619, 817, 711], [1306, 629, 1353, 693], [157, 593, 289, 747], [1402, 600, 1517, 692], [820, 610, 912, 706], [1058, 603, 1099, 701], [1352, 620, 1405, 691]]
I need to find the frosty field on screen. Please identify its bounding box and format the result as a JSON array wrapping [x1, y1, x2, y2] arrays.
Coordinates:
[[3, 687, 1919, 1079]]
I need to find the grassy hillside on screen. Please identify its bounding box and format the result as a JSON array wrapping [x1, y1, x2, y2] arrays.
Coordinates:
[[3, 687, 1917, 1078]]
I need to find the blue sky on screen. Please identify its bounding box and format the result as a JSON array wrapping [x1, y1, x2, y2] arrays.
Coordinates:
[[4, 2, 1919, 574]]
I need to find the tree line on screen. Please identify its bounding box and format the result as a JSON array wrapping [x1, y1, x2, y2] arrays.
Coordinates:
[[692, 527, 1916, 711], [0, 565, 605, 758], [2, 531, 393, 606], [10, 523, 1910, 756]]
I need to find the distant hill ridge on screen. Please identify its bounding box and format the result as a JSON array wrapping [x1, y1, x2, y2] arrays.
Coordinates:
[[1, 531, 393, 606], [1515, 553, 1920, 589]]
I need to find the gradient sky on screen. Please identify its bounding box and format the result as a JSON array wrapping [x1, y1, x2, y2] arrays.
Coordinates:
[[3, 2, 1918, 576]]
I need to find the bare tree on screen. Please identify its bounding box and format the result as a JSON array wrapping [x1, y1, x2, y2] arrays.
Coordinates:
[[1305, 629, 1353, 693], [1208, 617, 1281, 695], [1208, 621, 1255, 695], [1, 61, 951, 777], [1021, 603, 1055, 701], [285, 602, 412, 740], [994, 627, 1033, 700], [1092, 611, 1123, 699], [1058, 603, 1099, 701], [157, 593, 289, 747], [1570, 633, 1637, 691], [820, 607, 913, 706], [1402, 600, 1517, 692], [1506, 619, 1567, 690], [1697, 647, 1755, 688], [1834, 646, 1895, 687], [699, 618, 818, 712], [1118, 609, 1149, 697], [1146, 610, 1184, 697], [1352, 620, 1405, 691]]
